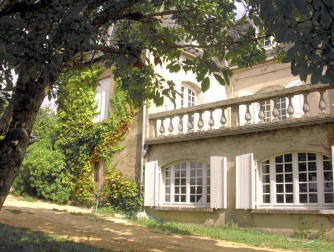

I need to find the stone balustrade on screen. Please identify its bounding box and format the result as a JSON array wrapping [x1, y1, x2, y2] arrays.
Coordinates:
[[148, 84, 334, 140]]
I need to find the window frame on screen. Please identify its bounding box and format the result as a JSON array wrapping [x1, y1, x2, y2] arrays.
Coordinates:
[[257, 152, 334, 209], [161, 161, 210, 207]]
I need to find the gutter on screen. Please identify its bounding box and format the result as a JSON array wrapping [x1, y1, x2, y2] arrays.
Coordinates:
[[139, 104, 147, 200]]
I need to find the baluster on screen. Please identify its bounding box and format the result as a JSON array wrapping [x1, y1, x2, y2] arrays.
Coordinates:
[[197, 111, 204, 131], [168, 116, 174, 135], [258, 101, 265, 123], [303, 93, 310, 116], [272, 99, 280, 121], [208, 110, 215, 130], [159, 118, 165, 135], [149, 119, 157, 138], [319, 90, 327, 113], [178, 114, 183, 134], [245, 104, 252, 124], [187, 113, 193, 132], [220, 107, 227, 128], [287, 96, 294, 118]]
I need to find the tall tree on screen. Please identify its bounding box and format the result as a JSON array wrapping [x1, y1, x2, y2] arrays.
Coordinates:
[[2, 0, 331, 209]]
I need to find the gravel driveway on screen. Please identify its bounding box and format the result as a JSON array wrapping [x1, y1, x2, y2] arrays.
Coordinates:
[[0, 195, 279, 252]]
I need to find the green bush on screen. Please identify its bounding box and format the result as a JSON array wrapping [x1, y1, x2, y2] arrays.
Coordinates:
[[13, 109, 71, 204], [101, 170, 141, 213]]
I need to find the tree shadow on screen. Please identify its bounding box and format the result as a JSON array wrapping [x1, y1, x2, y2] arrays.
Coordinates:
[[0, 223, 109, 252]]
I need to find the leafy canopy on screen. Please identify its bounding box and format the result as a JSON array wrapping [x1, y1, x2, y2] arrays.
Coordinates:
[[0, 0, 267, 114], [247, 0, 334, 84]]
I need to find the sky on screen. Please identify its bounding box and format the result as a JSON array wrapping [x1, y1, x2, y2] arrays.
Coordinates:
[[235, 1, 247, 19]]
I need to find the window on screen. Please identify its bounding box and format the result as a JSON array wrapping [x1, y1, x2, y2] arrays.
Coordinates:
[[260, 98, 287, 122], [181, 86, 197, 131], [93, 162, 100, 183], [259, 153, 334, 208], [163, 161, 210, 206], [263, 36, 273, 49]]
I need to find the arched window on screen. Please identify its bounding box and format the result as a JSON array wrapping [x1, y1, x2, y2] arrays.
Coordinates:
[[259, 152, 333, 208], [163, 161, 210, 206], [179, 83, 200, 131], [260, 98, 287, 122]]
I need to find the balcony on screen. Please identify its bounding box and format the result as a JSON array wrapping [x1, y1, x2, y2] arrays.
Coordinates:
[[147, 84, 334, 144]]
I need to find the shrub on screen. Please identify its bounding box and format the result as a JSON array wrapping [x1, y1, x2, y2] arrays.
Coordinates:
[[13, 109, 71, 204], [101, 170, 141, 213]]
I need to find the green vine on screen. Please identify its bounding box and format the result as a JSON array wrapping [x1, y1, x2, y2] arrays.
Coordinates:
[[55, 66, 138, 206]]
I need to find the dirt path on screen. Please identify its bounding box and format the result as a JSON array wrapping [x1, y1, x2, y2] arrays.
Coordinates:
[[0, 196, 281, 252]]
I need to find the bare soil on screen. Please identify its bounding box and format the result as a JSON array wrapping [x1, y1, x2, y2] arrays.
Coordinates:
[[0, 195, 281, 252]]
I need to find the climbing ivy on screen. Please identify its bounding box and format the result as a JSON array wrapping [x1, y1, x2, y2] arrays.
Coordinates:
[[55, 66, 138, 206]]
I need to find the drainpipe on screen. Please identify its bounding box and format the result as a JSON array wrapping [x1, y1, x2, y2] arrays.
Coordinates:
[[139, 104, 146, 200]]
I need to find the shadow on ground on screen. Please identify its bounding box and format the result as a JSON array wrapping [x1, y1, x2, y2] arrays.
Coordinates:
[[0, 223, 106, 252]]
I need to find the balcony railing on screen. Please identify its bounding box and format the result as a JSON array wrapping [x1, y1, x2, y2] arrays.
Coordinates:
[[147, 84, 334, 142]]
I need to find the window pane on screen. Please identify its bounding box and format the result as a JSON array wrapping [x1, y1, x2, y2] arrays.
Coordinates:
[[165, 195, 170, 202], [285, 174, 293, 182], [276, 155, 283, 163], [299, 173, 307, 182], [309, 183, 317, 192], [276, 174, 283, 182], [308, 153, 316, 161], [276, 164, 283, 173], [298, 163, 306, 172], [324, 182, 333, 192], [263, 195, 270, 203], [325, 193, 334, 203], [299, 194, 307, 203], [286, 184, 293, 193], [286, 194, 293, 203], [276, 195, 284, 203], [263, 175, 270, 183], [263, 185, 270, 193], [276, 184, 283, 193], [324, 172, 333, 181], [284, 154, 292, 162], [309, 162, 316, 171], [181, 195, 186, 202], [309, 194, 318, 203], [298, 153, 306, 161], [181, 187, 186, 194], [299, 184, 307, 192], [285, 163, 292, 172], [190, 195, 195, 203]]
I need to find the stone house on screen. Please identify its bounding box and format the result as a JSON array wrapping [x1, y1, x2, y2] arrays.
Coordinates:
[[93, 40, 334, 238]]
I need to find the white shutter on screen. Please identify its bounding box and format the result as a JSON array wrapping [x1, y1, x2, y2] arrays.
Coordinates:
[[332, 145, 334, 173], [236, 153, 255, 209], [144, 161, 159, 207], [210, 156, 227, 209]]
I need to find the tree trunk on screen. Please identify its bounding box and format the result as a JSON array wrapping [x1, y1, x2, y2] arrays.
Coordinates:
[[0, 77, 49, 209]]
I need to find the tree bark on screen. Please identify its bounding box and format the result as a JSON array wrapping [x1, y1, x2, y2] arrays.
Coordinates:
[[0, 77, 49, 209]]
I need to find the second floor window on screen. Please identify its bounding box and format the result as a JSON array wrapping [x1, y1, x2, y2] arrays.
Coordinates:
[[180, 85, 197, 131], [261, 98, 287, 122]]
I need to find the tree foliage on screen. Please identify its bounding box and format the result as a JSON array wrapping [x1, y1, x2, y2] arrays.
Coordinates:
[[1, 0, 332, 208], [246, 0, 334, 84]]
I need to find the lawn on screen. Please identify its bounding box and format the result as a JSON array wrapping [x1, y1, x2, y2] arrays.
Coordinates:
[[133, 218, 334, 252]]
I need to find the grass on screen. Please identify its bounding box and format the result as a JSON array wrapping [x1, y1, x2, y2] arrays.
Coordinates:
[[132, 219, 334, 251], [0, 223, 109, 252]]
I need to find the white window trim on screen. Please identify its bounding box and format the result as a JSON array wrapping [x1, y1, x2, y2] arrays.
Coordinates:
[[161, 161, 210, 208], [257, 152, 334, 210]]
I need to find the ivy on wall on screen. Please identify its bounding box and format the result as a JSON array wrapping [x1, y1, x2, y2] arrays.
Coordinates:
[[14, 65, 140, 210], [54, 65, 138, 206]]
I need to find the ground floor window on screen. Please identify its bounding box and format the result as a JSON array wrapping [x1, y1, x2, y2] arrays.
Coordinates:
[[163, 161, 210, 206], [259, 152, 333, 208]]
